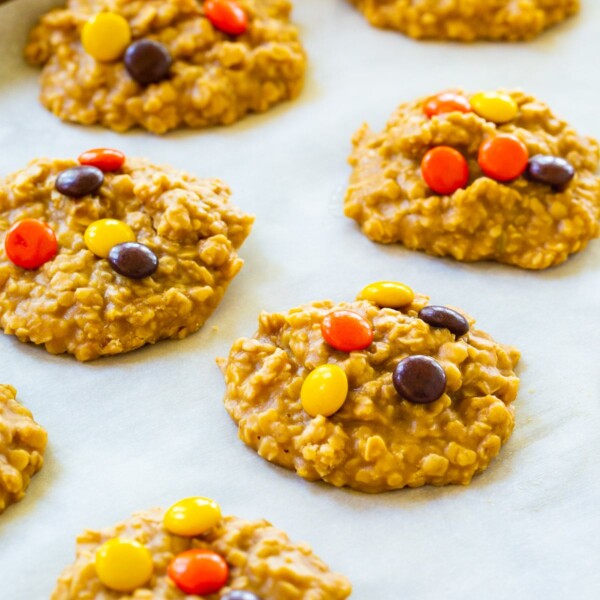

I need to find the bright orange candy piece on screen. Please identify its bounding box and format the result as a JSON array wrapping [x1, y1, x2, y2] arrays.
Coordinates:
[[421, 146, 469, 195], [204, 0, 248, 35], [4, 219, 58, 269], [321, 310, 374, 353], [79, 148, 126, 173], [168, 549, 229, 595], [423, 92, 471, 119], [478, 135, 529, 182]]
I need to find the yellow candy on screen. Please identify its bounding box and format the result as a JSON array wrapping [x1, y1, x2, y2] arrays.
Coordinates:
[[164, 497, 222, 537], [301, 364, 348, 418], [95, 538, 153, 592], [358, 281, 415, 308], [82, 13, 132, 62], [84, 219, 135, 258], [470, 92, 518, 124]]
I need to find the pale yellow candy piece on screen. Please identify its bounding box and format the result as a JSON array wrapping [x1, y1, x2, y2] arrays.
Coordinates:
[[301, 364, 348, 418], [84, 219, 136, 258], [358, 281, 415, 308], [81, 13, 132, 63], [95, 538, 153, 592], [164, 497, 222, 537], [470, 92, 518, 124]]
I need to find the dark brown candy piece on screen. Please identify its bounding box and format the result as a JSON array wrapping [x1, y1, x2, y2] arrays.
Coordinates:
[[525, 155, 575, 189], [419, 306, 470, 337], [55, 166, 104, 198], [392, 355, 447, 404], [124, 39, 172, 85], [108, 242, 158, 279]]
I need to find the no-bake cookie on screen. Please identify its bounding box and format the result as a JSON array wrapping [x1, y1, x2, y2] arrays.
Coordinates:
[[0, 385, 47, 514], [51, 497, 351, 599], [25, 0, 307, 134], [349, 0, 579, 41], [344, 90, 600, 269], [220, 282, 520, 493], [0, 150, 254, 361]]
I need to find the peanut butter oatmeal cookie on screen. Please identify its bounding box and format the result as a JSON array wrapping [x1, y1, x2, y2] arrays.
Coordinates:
[[220, 282, 520, 493], [52, 498, 352, 599], [344, 90, 600, 270], [25, 0, 306, 134], [349, 0, 579, 41], [0, 385, 47, 514], [0, 151, 254, 361]]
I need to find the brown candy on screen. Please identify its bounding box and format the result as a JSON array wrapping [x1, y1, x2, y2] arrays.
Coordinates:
[[392, 355, 447, 404], [418, 306, 469, 337], [55, 166, 104, 198], [124, 40, 172, 85], [108, 242, 158, 279], [526, 155, 575, 189]]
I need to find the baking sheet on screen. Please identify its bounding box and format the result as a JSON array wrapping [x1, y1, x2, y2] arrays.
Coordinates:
[[1, 1, 599, 598]]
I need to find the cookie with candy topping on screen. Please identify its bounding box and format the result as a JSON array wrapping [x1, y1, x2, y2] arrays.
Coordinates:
[[219, 282, 520, 493], [344, 90, 600, 269]]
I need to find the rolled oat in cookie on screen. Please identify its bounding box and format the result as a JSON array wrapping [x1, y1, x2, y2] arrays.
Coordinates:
[[220, 282, 520, 493], [344, 90, 600, 270], [25, 0, 307, 134], [0, 151, 254, 361], [51, 498, 352, 599], [0, 385, 47, 514]]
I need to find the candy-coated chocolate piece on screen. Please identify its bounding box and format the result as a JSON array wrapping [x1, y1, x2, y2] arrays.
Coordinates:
[[84, 219, 136, 258], [108, 242, 158, 279], [124, 40, 172, 86], [81, 13, 132, 62], [478, 135, 529, 182], [79, 148, 126, 173], [470, 92, 518, 124], [4, 219, 58, 270], [526, 155, 575, 188], [164, 497, 222, 537], [321, 310, 373, 352], [168, 549, 229, 595], [301, 364, 348, 418], [358, 281, 415, 308], [223, 592, 263, 600], [393, 356, 447, 404], [204, 0, 248, 36], [55, 166, 104, 198], [423, 92, 471, 119], [95, 538, 153, 592], [419, 306, 469, 337], [421, 146, 469, 195]]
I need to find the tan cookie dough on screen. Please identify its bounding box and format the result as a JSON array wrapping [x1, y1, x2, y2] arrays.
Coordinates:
[[220, 286, 520, 493], [0, 156, 254, 361], [344, 90, 600, 269], [0, 385, 47, 514], [349, 0, 579, 41], [52, 505, 352, 599], [25, 0, 306, 134]]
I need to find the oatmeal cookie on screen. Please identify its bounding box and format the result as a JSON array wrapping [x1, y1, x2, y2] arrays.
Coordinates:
[[25, 0, 307, 134], [344, 90, 600, 269], [51, 497, 352, 599], [349, 0, 579, 41], [220, 282, 520, 493], [0, 151, 254, 361], [0, 385, 47, 514]]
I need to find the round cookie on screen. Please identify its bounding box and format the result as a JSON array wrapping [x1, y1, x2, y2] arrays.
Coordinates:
[[25, 0, 307, 134], [0, 385, 47, 514], [51, 498, 352, 599], [0, 152, 254, 361], [348, 0, 579, 42], [220, 283, 520, 493], [344, 90, 600, 270]]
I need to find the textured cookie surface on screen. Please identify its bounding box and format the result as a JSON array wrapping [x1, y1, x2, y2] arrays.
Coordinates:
[[0, 385, 47, 514], [25, 0, 306, 133], [0, 157, 253, 361], [349, 0, 579, 41], [344, 90, 600, 269], [51, 508, 352, 599]]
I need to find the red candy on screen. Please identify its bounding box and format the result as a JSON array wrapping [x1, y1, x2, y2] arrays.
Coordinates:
[[168, 549, 229, 595], [321, 310, 374, 353], [478, 135, 529, 182], [421, 146, 469, 195], [78, 148, 126, 173], [4, 219, 58, 270], [423, 92, 471, 119], [204, 0, 248, 35]]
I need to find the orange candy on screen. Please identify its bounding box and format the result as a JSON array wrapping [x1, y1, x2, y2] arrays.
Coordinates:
[[4, 219, 58, 269], [204, 0, 248, 35], [79, 148, 125, 173], [478, 135, 529, 182], [423, 92, 472, 119], [421, 146, 469, 195], [321, 310, 373, 353], [168, 549, 229, 595]]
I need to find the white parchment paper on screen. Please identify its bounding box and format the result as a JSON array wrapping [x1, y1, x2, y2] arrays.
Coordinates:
[[1, 1, 599, 598]]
